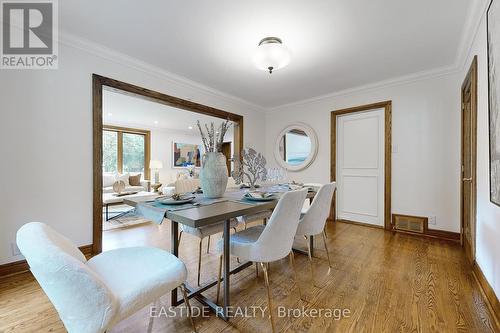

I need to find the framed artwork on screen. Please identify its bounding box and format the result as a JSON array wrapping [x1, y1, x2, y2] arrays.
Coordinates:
[[488, 0, 500, 206], [172, 142, 201, 168]]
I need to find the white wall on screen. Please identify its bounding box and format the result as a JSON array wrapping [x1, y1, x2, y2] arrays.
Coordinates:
[[462, 7, 500, 298], [265, 72, 462, 233], [0, 41, 265, 265]]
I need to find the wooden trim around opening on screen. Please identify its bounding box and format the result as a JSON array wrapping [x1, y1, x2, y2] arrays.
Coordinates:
[[93, 74, 244, 255], [460, 56, 478, 263], [331, 101, 392, 230], [103, 125, 151, 180], [0, 245, 93, 278]]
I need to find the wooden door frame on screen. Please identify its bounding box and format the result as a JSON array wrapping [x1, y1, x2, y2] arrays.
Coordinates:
[[93, 74, 244, 255], [330, 101, 392, 230], [460, 56, 478, 263]]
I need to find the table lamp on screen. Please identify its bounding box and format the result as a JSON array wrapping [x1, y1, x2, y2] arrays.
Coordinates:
[[150, 160, 163, 185]]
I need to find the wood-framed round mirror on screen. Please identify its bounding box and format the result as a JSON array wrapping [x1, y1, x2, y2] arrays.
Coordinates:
[[274, 123, 318, 171]]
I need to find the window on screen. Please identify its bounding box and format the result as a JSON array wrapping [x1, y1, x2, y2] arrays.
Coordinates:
[[103, 130, 118, 173], [102, 126, 150, 179]]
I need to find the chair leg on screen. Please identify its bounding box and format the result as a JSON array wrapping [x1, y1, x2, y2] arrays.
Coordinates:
[[255, 262, 259, 278], [207, 235, 211, 254], [216, 255, 223, 304], [197, 239, 202, 286], [180, 284, 197, 333], [322, 231, 332, 270], [289, 251, 304, 301], [260, 262, 276, 333], [305, 236, 317, 287], [178, 230, 183, 251]]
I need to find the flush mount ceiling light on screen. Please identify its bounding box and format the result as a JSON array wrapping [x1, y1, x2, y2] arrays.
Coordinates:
[[253, 37, 291, 74]]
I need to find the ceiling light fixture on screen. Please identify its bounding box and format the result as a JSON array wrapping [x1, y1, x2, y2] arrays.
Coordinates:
[[188, 126, 193, 130], [253, 37, 291, 74]]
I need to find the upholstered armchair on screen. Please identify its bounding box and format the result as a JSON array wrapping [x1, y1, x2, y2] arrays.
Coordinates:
[[16, 222, 195, 333]]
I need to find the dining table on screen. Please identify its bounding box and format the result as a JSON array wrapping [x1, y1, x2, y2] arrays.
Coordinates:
[[124, 185, 316, 321]]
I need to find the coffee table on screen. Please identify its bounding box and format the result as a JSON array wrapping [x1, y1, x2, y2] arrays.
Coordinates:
[[102, 191, 158, 221]]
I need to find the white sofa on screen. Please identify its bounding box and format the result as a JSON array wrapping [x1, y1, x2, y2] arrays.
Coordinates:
[[102, 172, 148, 193], [165, 177, 239, 195]]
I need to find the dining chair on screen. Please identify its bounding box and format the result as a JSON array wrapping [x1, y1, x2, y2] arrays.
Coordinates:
[[215, 189, 308, 333], [17, 222, 196, 333], [295, 182, 336, 287], [179, 220, 238, 286]]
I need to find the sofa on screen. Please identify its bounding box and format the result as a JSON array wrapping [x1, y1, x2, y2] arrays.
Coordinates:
[[163, 177, 239, 195], [102, 172, 149, 194]]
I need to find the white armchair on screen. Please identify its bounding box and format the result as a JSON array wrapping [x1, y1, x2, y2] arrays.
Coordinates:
[[16, 222, 195, 333]]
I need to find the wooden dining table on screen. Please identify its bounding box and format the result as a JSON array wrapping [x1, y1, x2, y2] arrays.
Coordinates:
[[125, 189, 315, 320]]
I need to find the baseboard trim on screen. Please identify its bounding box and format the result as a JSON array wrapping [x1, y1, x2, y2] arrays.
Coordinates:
[[336, 219, 384, 229], [393, 225, 460, 242], [472, 261, 500, 329], [425, 228, 461, 241], [0, 244, 94, 278], [338, 217, 460, 242]]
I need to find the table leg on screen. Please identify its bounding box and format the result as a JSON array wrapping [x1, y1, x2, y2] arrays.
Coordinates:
[[222, 219, 230, 319], [171, 220, 179, 306], [308, 197, 314, 257], [309, 235, 314, 257]]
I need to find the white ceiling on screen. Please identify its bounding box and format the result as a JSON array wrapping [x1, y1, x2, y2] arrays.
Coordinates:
[[103, 89, 234, 137], [61, 0, 470, 108]]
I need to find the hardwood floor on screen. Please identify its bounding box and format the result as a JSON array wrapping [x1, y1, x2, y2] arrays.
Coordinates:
[[0, 221, 498, 333]]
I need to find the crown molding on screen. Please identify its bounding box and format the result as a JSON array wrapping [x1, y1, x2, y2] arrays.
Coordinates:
[[58, 31, 266, 114], [59, 0, 487, 114], [454, 0, 491, 71], [267, 0, 490, 111], [267, 64, 460, 111]]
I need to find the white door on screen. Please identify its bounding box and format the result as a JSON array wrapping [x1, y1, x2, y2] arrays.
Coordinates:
[[336, 108, 385, 227]]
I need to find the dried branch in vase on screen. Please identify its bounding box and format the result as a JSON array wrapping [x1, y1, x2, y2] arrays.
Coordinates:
[[196, 119, 232, 153]]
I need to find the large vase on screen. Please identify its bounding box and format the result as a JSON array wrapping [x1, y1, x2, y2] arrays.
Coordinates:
[[200, 152, 228, 198]]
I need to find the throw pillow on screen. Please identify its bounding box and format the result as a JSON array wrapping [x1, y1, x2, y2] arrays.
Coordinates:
[[116, 173, 130, 186], [129, 173, 142, 186], [103, 173, 116, 187]]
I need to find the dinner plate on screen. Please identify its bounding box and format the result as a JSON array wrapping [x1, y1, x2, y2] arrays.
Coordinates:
[[155, 196, 195, 205], [243, 194, 278, 202]]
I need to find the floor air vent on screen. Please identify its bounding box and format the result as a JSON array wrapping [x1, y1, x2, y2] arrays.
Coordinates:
[[392, 214, 427, 234]]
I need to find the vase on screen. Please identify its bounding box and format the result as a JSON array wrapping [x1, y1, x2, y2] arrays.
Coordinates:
[[200, 152, 228, 198]]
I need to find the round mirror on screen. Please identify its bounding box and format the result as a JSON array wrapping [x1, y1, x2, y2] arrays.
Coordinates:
[[274, 123, 318, 171]]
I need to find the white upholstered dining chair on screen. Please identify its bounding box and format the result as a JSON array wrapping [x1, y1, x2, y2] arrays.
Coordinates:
[[295, 182, 336, 285], [176, 177, 269, 286], [179, 220, 238, 286], [16, 222, 196, 333], [215, 189, 308, 333]]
